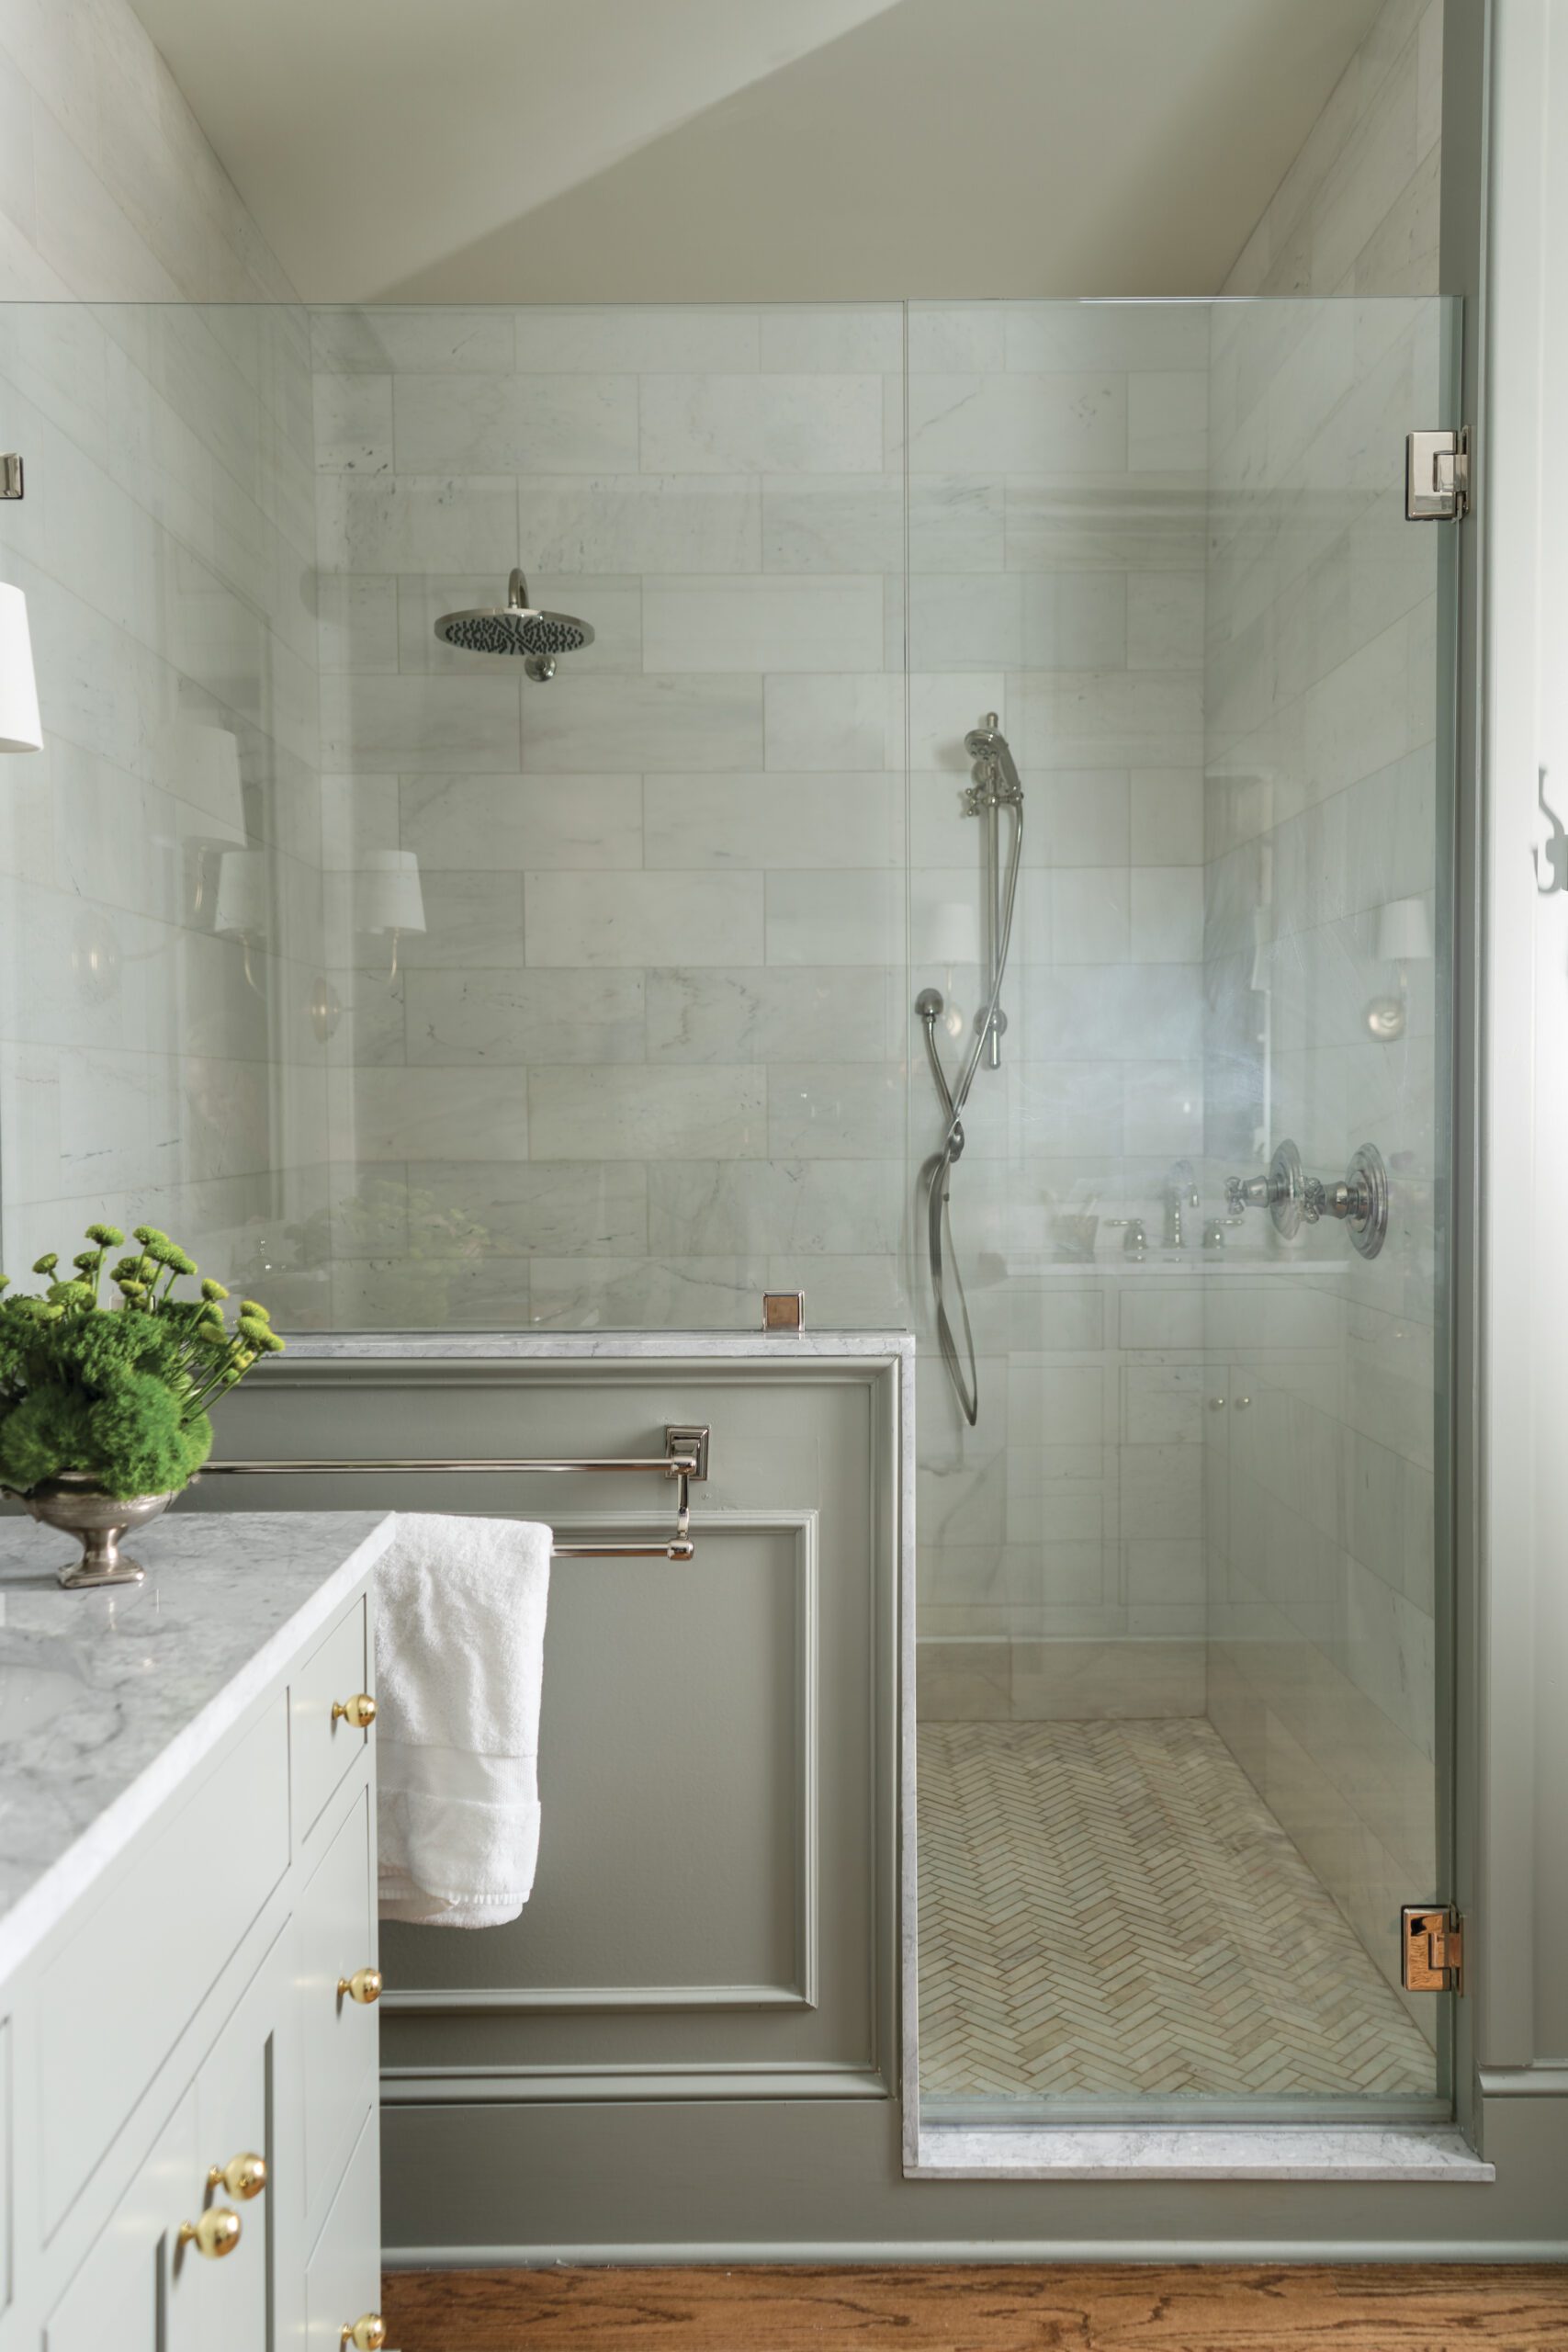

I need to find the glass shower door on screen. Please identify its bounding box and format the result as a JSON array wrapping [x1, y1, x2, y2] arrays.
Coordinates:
[[908, 295, 1459, 2124]]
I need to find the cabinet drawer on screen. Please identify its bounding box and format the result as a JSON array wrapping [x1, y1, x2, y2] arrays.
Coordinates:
[[305, 2103, 380, 2352], [45, 2087, 202, 2352], [39, 1702, 289, 2240], [299, 1786, 378, 2215], [292, 1596, 372, 1843]]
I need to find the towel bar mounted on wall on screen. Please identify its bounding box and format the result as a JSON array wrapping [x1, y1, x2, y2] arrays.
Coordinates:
[[201, 1424, 710, 1563]]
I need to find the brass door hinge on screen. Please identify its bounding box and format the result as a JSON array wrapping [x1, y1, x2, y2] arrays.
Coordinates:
[[1402, 1904, 1464, 1992]]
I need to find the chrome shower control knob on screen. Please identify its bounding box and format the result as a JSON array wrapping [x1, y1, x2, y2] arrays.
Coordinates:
[[1224, 1141, 1305, 1238]]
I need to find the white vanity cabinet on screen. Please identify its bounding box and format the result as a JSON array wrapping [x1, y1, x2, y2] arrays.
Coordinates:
[[0, 1512, 396, 2352]]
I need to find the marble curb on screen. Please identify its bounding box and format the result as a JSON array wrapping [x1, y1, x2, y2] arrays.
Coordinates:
[[279, 1329, 916, 1360], [911, 2124, 1495, 2182]]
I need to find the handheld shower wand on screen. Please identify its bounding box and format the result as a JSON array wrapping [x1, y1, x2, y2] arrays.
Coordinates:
[[918, 716, 1024, 1427]]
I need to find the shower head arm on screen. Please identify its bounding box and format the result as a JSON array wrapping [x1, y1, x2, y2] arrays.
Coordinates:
[[508, 568, 529, 610]]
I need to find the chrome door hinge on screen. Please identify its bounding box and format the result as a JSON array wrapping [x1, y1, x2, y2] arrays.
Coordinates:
[[1402, 1904, 1464, 1992], [1406, 427, 1470, 520]]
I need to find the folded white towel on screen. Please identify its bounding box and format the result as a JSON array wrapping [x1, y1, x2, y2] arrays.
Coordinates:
[[375, 1511, 551, 1928]]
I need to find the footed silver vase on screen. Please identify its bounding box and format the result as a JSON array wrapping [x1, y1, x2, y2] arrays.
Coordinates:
[[14, 1472, 178, 1588]]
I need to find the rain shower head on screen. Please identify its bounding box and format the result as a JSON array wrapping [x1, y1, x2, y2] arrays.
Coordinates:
[[434, 569, 593, 680]]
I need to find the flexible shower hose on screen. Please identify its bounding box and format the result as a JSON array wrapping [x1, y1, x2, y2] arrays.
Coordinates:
[[919, 793, 1023, 1428]]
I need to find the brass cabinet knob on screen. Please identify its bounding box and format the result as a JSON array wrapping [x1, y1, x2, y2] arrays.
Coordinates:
[[342, 2317, 387, 2350], [332, 1692, 378, 1730], [337, 1967, 383, 2006], [208, 2151, 267, 2200], [178, 2207, 242, 2260]]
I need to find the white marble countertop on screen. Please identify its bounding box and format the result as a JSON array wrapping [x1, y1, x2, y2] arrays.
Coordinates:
[[279, 1329, 915, 1359], [0, 1509, 396, 1983]]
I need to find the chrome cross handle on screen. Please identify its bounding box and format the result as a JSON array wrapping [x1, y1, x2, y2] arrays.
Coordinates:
[[1302, 1145, 1389, 1259], [1224, 1142, 1304, 1236]]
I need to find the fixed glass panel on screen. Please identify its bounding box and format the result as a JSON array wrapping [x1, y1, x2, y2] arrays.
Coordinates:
[[909, 297, 1457, 2122]]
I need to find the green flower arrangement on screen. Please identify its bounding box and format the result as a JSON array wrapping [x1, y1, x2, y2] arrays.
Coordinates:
[[0, 1224, 284, 1501]]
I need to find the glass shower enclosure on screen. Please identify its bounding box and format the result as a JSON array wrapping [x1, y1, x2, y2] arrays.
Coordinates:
[[0, 289, 1459, 2135]]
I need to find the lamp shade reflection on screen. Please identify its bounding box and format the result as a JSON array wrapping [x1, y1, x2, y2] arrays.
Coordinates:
[[0, 582, 43, 752], [213, 849, 270, 940], [356, 849, 426, 936], [1375, 895, 1434, 963]]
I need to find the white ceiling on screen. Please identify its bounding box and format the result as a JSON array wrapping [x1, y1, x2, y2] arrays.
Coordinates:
[[132, 0, 1382, 303]]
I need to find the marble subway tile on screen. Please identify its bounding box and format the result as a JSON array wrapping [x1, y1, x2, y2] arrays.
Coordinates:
[[764, 870, 903, 965], [647, 1159, 904, 1255], [314, 474, 521, 573], [641, 574, 884, 673], [400, 772, 644, 871], [311, 308, 516, 373], [403, 1158, 649, 1255], [645, 966, 903, 1064], [527, 1064, 766, 1159], [1128, 371, 1209, 471], [392, 372, 640, 473], [1009, 1639, 1206, 1720], [763, 674, 902, 772], [513, 306, 761, 372], [319, 672, 521, 772], [524, 673, 762, 772], [517, 474, 761, 573], [524, 870, 763, 967], [312, 373, 392, 473], [525, 1254, 767, 1329], [345, 1065, 530, 1160], [403, 968, 646, 1065], [1131, 768, 1204, 865], [1003, 302, 1211, 373], [637, 374, 885, 474], [906, 374, 1126, 473], [757, 308, 903, 372], [644, 774, 900, 871], [767, 1063, 906, 1159]]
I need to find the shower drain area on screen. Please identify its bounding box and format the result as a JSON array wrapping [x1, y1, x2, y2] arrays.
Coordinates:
[[917, 1718, 1437, 2105]]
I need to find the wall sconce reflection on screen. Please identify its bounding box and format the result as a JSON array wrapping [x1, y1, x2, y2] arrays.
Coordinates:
[[0, 581, 43, 753], [925, 902, 980, 1040], [170, 720, 247, 920], [1365, 894, 1434, 1042], [214, 848, 271, 996], [356, 849, 425, 983]]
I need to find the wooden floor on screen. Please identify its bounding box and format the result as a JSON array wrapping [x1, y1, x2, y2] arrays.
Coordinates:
[[381, 2264, 1568, 2350]]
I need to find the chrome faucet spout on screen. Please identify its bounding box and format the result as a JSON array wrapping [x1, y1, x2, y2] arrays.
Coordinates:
[[1163, 1159, 1200, 1250]]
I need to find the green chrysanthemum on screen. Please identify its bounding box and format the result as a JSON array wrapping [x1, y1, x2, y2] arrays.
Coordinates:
[[85, 1223, 124, 1248]]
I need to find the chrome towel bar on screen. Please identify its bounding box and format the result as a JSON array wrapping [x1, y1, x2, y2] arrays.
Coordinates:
[[200, 1424, 709, 1564]]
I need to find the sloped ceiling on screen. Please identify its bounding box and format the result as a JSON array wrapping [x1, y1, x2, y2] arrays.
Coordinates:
[[131, 0, 1382, 302]]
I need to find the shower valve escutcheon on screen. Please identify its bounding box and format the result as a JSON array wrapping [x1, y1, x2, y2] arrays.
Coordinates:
[[1226, 1139, 1388, 1259]]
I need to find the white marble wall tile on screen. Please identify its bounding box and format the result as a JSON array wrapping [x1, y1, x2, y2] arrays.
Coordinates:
[[403, 968, 646, 1065], [390, 870, 526, 967], [315, 474, 521, 573], [1049, 868, 1132, 964], [528, 1064, 765, 1159], [403, 1157, 649, 1254], [767, 1064, 906, 1159], [525, 1253, 763, 1329], [906, 375, 1126, 474], [761, 472, 905, 573], [345, 1065, 530, 1160], [311, 308, 515, 374], [1013, 670, 1204, 769], [638, 375, 885, 474], [1131, 769, 1205, 865], [518, 475, 761, 573], [763, 674, 902, 771], [1003, 303, 1212, 374], [312, 373, 392, 474], [644, 774, 900, 871], [513, 306, 761, 373], [645, 965, 903, 1065], [647, 1158, 904, 1255], [524, 870, 762, 967], [320, 672, 521, 772], [400, 773, 644, 870], [524, 674, 762, 772], [641, 574, 883, 673], [764, 870, 903, 965], [1005, 473, 1207, 574], [757, 308, 903, 372], [316, 576, 399, 673], [392, 372, 640, 473], [1127, 372, 1209, 472], [1016, 1061, 1123, 1158], [1122, 1060, 1204, 1156], [1132, 865, 1206, 961], [1127, 571, 1204, 669]]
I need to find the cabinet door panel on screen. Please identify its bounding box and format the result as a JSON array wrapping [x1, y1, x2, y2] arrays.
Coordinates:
[[192, 1933, 289, 2352], [45, 2090, 202, 2352], [304, 2105, 380, 2352], [293, 1599, 372, 1845], [298, 1787, 378, 2214]]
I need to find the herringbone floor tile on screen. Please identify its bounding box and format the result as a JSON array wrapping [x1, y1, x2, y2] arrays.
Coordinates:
[[918, 1718, 1436, 2100]]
